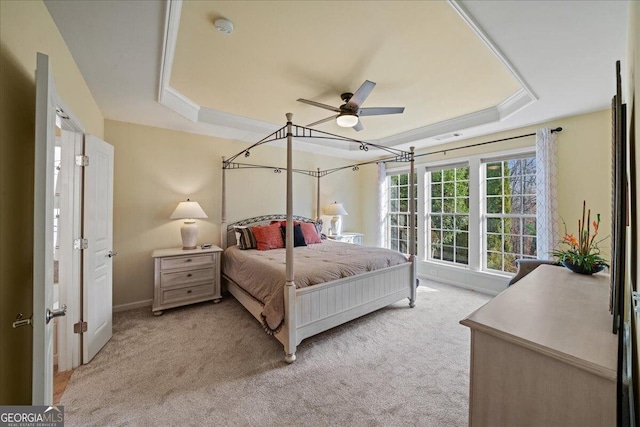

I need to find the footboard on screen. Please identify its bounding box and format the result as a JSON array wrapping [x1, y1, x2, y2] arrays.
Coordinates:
[[294, 263, 413, 344]]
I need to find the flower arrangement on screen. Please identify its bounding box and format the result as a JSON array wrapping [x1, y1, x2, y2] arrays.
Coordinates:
[[551, 201, 609, 273]]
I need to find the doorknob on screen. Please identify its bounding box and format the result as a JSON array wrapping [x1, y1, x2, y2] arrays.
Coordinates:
[[46, 304, 67, 324], [107, 251, 118, 258]]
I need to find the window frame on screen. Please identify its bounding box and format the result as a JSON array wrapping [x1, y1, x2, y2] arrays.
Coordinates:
[[425, 162, 471, 267], [481, 153, 538, 274], [417, 147, 536, 277], [385, 169, 418, 255]]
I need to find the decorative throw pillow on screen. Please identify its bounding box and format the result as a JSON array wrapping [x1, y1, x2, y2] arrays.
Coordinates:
[[280, 224, 307, 247], [234, 226, 257, 250], [300, 222, 322, 244], [251, 223, 285, 250]]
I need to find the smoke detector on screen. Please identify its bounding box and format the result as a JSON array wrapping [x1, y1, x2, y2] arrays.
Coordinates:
[[214, 18, 234, 35]]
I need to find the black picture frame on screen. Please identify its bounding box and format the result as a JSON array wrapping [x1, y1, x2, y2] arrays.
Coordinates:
[[611, 60, 627, 336]]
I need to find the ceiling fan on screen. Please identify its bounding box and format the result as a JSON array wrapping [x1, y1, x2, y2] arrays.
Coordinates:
[[297, 80, 405, 131]]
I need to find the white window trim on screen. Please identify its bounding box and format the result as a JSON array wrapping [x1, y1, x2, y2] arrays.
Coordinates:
[[413, 146, 535, 294]]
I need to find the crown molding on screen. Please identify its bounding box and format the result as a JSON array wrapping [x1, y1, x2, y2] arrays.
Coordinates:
[[157, 0, 538, 153]]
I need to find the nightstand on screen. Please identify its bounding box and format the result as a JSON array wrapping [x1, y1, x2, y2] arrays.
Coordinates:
[[326, 232, 363, 245], [151, 246, 222, 315]]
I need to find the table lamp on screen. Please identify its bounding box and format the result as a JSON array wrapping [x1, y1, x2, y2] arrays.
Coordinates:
[[170, 199, 208, 249], [325, 202, 348, 236]]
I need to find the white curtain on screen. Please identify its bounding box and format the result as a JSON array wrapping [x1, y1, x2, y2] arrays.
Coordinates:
[[377, 162, 387, 248], [535, 128, 559, 259]]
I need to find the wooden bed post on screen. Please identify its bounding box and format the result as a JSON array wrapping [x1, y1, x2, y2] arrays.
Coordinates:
[[221, 156, 227, 249], [316, 167, 321, 221], [408, 146, 417, 308], [284, 113, 297, 363]]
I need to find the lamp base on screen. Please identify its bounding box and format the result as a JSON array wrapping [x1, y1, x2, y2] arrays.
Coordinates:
[[180, 220, 198, 250], [330, 216, 342, 236]]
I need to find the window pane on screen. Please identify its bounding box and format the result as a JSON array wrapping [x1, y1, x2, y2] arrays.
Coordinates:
[[442, 246, 454, 262], [444, 182, 455, 197], [456, 197, 469, 214], [400, 199, 408, 211], [391, 200, 399, 211], [456, 167, 469, 180], [391, 227, 398, 239], [456, 181, 469, 197], [430, 215, 441, 229], [431, 170, 442, 183], [487, 252, 502, 270], [390, 214, 398, 226], [443, 169, 455, 181], [400, 186, 408, 198], [443, 198, 455, 213], [455, 215, 469, 231], [486, 163, 502, 178], [487, 217, 502, 233], [390, 187, 398, 199], [524, 218, 536, 235], [487, 234, 502, 251], [523, 196, 536, 214], [455, 231, 468, 248], [431, 199, 442, 213], [443, 231, 454, 245], [487, 196, 502, 214], [442, 215, 454, 230], [455, 248, 468, 264], [486, 178, 502, 196], [400, 174, 408, 185], [431, 183, 442, 198]]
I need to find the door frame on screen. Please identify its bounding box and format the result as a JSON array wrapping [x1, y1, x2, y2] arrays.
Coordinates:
[[55, 113, 84, 371]]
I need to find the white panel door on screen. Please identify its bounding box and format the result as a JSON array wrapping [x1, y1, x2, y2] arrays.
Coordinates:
[[82, 135, 114, 363], [33, 52, 56, 405]]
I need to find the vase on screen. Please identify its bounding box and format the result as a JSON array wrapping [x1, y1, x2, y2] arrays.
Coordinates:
[[561, 260, 605, 275]]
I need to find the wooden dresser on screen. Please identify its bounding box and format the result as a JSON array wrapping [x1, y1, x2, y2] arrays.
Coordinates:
[[460, 265, 616, 427], [152, 246, 222, 315]]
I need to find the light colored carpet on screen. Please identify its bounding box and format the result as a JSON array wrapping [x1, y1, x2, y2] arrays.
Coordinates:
[[60, 280, 491, 426]]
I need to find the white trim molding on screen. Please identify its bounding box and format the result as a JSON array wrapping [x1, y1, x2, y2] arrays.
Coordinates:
[[157, 0, 538, 152]]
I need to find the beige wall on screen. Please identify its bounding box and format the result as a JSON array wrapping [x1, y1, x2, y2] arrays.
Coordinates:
[[0, 0, 104, 404], [361, 109, 614, 260], [105, 120, 361, 308]]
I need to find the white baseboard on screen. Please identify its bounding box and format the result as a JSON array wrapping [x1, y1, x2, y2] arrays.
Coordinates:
[[417, 261, 507, 296], [113, 299, 152, 313]]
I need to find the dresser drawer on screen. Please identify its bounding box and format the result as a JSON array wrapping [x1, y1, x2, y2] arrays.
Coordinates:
[[160, 267, 214, 289], [160, 254, 214, 270], [161, 283, 215, 306]]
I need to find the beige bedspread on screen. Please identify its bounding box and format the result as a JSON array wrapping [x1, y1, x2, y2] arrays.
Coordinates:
[[222, 240, 409, 332]]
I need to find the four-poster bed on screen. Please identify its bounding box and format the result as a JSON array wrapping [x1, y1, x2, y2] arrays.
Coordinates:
[[220, 113, 417, 363]]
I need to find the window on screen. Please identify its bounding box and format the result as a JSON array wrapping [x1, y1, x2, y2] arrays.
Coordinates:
[[387, 172, 417, 254], [484, 157, 537, 273], [427, 165, 469, 265]]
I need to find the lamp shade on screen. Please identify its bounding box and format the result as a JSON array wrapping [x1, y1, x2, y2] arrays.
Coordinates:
[[170, 199, 208, 220], [336, 114, 358, 128], [325, 202, 348, 216]]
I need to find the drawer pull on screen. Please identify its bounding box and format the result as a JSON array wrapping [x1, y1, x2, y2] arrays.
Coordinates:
[[186, 259, 192, 262], [186, 290, 192, 294], [187, 273, 192, 277]]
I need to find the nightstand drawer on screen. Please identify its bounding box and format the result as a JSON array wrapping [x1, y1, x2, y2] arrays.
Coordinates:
[[161, 254, 214, 270], [160, 267, 214, 288], [161, 283, 215, 305]]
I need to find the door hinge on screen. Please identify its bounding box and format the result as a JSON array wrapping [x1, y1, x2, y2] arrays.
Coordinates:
[[73, 321, 88, 333], [75, 155, 89, 167], [74, 238, 88, 250]]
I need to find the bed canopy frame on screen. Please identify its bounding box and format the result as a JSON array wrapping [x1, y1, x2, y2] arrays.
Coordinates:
[[221, 113, 417, 362]]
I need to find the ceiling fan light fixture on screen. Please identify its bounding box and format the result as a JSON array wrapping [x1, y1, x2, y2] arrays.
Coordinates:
[[336, 113, 358, 128]]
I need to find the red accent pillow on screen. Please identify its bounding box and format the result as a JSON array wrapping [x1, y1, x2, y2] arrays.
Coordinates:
[[300, 222, 322, 244], [251, 223, 285, 250]]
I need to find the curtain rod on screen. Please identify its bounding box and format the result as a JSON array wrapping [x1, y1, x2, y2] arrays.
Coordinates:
[[413, 127, 562, 160]]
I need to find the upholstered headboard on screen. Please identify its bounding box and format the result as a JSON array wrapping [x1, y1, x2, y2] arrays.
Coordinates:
[[225, 214, 318, 249]]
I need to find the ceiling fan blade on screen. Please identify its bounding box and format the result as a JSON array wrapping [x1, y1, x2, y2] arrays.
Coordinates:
[[353, 120, 364, 132], [297, 98, 341, 113], [346, 80, 376, 109], [358, 106, 405, 116], [307, 115, 338, 127]]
